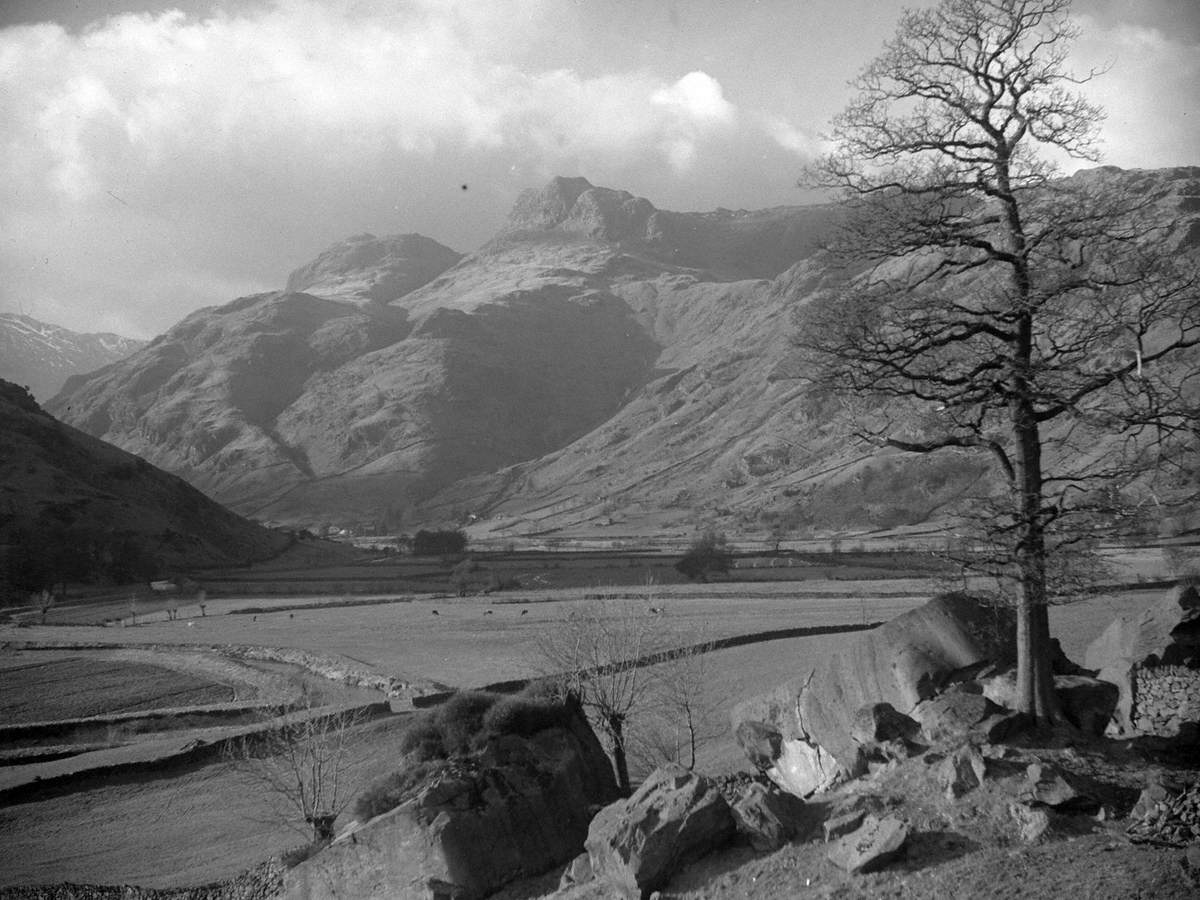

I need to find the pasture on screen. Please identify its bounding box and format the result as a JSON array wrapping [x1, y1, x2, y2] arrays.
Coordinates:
[[0, 544, 1174, 890]]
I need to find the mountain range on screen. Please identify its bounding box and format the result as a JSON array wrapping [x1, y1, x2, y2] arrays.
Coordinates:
[[0, 313, 144, 401], [46, 168, 1200, 541]]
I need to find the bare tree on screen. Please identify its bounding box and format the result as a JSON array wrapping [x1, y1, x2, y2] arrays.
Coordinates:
[[636, 633, 727, 772], [229, 689, 370, 844], [536, 598, 665, 794], [799, 0, 1200, 720]]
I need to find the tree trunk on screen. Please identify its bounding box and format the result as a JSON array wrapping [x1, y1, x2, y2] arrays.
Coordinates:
[[609, 714, 631, 796], [1011, 401, 1060, 722]]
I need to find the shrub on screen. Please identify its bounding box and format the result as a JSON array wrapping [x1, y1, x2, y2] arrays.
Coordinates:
[[436, 690, 500, 754], [353, 759, 445, 822], [413, 529, 468, 556], [675, 531, 732, 582], [480, 693, 572, 741], [281, 841, 325, 868], [397, 718, 447, 762]]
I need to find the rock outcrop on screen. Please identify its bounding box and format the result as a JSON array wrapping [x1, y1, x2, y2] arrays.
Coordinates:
[[284, 709, 617, 900], [732, 593, 1015, 797], [1085, 585, 1200, 735], [585, 764, 735, 899]]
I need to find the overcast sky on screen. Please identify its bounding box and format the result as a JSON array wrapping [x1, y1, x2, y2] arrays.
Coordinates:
[[2, 0, 1197, 339]]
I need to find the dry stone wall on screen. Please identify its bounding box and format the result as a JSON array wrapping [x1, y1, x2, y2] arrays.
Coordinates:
[[0, 861, 282, 900], [1132, 664, 1200, 736]]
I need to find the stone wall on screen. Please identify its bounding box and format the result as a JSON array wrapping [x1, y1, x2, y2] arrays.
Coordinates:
[[1132, 664, 1200, 736], [0, 861, 282, 900]]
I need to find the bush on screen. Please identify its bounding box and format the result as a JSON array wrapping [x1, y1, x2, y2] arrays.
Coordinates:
[[353, 759, 446, 822], [281, 841, 326, 868], [675, 531, 732, 582], [436, 690, 500, 754], [397, 718, 448, 762], [480, 693, 572, 740], [413, 529, 468, 556]]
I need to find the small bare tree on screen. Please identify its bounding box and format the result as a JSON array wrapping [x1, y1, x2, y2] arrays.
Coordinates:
[[536, 598, 665, 794], [229, 689, 371, 845], [636, 633, 727, 772]]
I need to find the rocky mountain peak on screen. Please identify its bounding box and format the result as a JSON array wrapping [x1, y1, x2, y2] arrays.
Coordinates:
[[503, 176, 660, 242], [285, 232, 462, 305]]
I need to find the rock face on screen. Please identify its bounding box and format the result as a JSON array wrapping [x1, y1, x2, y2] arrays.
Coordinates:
[[285, 710, 618, 900], [732, 594, 1014, 797], [729, 781, 808, 851], [1085, 585, 1200, 735], [0, 312, 143, 401], [585, 764, 735, 899]]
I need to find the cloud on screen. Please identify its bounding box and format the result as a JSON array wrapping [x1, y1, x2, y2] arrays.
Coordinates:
[[0, 1, 766, 335]]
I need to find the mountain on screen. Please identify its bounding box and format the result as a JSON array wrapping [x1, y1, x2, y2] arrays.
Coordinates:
[[0, 380, 289, 594], [47, 170, 1200, 541], [285, 232, 464, 304], [0, 313, 144, 401]]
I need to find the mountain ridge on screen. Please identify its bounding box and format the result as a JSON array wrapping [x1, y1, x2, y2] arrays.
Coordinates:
[[46, 168, 1200, 539]]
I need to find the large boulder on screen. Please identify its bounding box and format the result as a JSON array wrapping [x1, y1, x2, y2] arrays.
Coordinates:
[[731, 594, 1014, 796], [1085, 585, 1200, 734], [729, 781, 809, 851], [585, 764, 735, 899], [979, 671, 1118, 735], [284, 710, 618, 900]]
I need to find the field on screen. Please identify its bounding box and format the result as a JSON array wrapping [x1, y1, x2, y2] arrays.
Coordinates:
[[0, 547, 1176, 890], [0, 657, 237, 724]]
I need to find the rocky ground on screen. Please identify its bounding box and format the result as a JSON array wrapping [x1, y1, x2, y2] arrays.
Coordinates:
[[520, 728, 1200, 900]]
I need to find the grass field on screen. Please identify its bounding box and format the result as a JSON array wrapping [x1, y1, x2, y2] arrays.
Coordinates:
[[0, 541, 1175, 891], [0, 657, 236, 724]]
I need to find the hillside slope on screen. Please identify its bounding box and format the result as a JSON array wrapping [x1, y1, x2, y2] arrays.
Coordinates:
[[0, 379, 288, 593]]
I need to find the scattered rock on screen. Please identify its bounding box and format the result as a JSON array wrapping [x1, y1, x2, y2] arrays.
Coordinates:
[[586, 764, 735, 899], [558, 852, 594, 890], [979, 670, 1118, 735], [1127, 781, 1200, 847], [823, 809, 867, 843], [911, 691, 1004, 744], [1022, 761, 1096, 813], [734, 720, 783, 773], [938, 744, 987, 798], [732, 594, 1015, 797], [825, 814, 910, 874], [1009, 802, 1057, 844], [729, 782, 808, 851]]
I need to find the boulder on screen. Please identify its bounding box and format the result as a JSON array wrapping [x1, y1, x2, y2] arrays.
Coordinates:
[[1009, 802, 1057, 844], [731, 594, 1015, 797], [825, 815, 910, 874], [1085, 585, 1200, 733], [1021, 762, 1096, 813], [284, 709, 618, 900], [911, 691, 1004, 744], [823, 809, 867, 842], [938, 744, 987, 798], [586, 764, 735, 899], [729, 782, 808, 851], [978, 670, 1118, 735]]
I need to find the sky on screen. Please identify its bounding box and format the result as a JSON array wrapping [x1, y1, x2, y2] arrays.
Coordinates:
[[1, 0, 1197, 339]]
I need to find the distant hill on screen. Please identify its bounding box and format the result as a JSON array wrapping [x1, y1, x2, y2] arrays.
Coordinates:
[[0, 313, 144, 402], [0, 380, 289, 598], [48, 169, 1200, 541]]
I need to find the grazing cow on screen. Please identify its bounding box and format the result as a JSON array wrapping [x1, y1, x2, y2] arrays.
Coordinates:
[[432, 609, 440, 616], [520, 609, 528, 616], [484, 609, 493, 615]]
